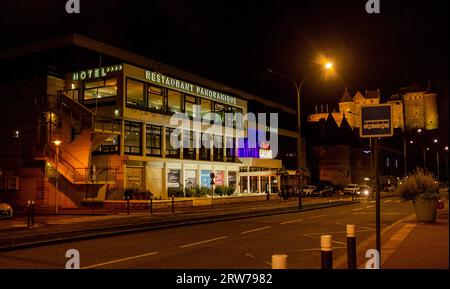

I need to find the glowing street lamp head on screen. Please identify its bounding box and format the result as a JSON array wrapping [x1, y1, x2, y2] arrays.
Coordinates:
[[324, 62, 333, 70], [53, 140, 62, 146], [417, 128, 422, 133], [433, 139, 438, 143]]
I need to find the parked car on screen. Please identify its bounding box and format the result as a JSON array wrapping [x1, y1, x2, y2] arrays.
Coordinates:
[[314, 185, 334, 197], [0, 203, 13, 218], [302, 185, 317, 196], [343, 184, 360, 195]]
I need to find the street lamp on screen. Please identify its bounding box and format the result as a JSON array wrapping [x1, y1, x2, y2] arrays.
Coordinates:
[[267, 60, 334, 170], [53, 140, 62, 214]]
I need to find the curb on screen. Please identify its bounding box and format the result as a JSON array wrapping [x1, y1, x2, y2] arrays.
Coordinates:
[[0, 201, 356, 252]]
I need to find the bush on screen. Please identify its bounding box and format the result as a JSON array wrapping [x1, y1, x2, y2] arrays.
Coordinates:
[[397, 168, 439, 201], [195, 186, 211, 197], [184, 186, 197, 197], [214, 185, 235, 196], [168, 188, 184, 197]]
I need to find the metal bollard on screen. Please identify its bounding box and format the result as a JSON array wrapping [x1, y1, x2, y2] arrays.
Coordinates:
[[149, 197, 153, 215], [271, 254, 287, 269], [321, 235, 333, 269], [27, 201, 31, 228], [126, 197, 130, 215], [172, 195, 175, 214], [347, 224, 357, 269], [31, 201, 35, 226]]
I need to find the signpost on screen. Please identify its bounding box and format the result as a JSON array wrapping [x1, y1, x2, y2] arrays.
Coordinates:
[[295, 169, 303, 209], [360, 104, 393, 268], [210, 172, 215, 208]]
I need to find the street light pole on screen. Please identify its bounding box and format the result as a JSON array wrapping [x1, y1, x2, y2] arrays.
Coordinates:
[[266, 69, 325, 170], [53, 140, 62, 214]]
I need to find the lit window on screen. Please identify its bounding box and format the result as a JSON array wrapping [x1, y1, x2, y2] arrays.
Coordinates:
[[84, 78, 117, 100], [126, 78, 145, 107], [167, 90, 181, 113], [147, 85, 165, 111]]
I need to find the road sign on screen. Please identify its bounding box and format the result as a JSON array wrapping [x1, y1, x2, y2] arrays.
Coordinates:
[[360, 104, 393, 138]]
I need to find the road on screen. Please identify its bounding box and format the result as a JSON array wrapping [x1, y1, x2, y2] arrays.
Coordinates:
[[0, 196, 414, 269]]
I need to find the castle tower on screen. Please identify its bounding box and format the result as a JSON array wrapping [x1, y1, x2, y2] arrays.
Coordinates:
[[424, 82, 438, 130], [338, 87, 356, 128], [387, 94, 405, 130], [403, 90, 424, 130]]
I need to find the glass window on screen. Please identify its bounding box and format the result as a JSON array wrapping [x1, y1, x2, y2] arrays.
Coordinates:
[[84, 78, 117, 100], [183, 130, 196, 160], [201, 98, 212, 120], [124, 121, 141, 155], [167, 89, 181, 113], [126, 78, 145, 107], [228, 171, 237, 190], [213, 135, 224, 161], [240, 176, 249, 193], [184, 95, 197, 117], [93, 135, 119, 154], [214, 102, 226, 124], [165, 127, 180, 158], [200, 133, 211, 160], [146, 124, 162, 157], [148, 85, 165, 111], [225, 137, 235, 162]]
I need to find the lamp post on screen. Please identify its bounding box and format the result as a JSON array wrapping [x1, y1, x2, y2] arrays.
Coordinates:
[[267, 60, 334, 170], [53, 140, 62, 214]]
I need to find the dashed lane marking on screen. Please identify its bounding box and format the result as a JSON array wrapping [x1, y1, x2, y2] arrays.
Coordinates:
[[280, 219, 304, 225], [180, 236, 228, 248], [241, 226, 272, 234], [308, 214, 327, 219], [82, 251, 159, 269]]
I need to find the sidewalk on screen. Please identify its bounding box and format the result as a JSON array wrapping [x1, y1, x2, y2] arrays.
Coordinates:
[[382, 189, 449, 269], [335, 188, 449, 269]]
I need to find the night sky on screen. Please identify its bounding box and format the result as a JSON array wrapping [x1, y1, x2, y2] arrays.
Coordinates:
[[1, 0, 448, 134]]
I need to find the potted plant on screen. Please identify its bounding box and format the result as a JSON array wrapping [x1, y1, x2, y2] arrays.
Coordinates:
[[397, 169, 439, 222]]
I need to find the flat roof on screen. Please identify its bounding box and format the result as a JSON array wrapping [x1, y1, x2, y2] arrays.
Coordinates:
[[0, 34, 296, 115]]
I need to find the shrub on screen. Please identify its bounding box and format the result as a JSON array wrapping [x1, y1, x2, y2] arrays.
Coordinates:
[[195, 186, 211, 197], [168, 188, 184, 197], [184, 186, 197, 197], [397, 168, 439, 201], [214, 185, 235, 196]]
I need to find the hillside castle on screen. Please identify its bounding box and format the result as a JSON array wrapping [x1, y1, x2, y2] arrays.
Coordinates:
[[307, 83, 438, 131]]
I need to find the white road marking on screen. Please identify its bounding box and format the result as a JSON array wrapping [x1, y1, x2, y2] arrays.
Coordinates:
[[245, 253, 272, 266], [280, 219, 304, 225], [291, 246, 347, 252], [366, 205, 375, 208], [395, 200, 401, 203], [384, 200, 393, 203], [308, 214, 327, 219], [352, 208, 364, 211], [82, 251, 159, 269], [369, 201, 376, 203], [241, 226, 272, 234], [180, 236, 227, 248]]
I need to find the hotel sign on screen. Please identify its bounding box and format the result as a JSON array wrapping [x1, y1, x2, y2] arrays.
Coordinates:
[[72, 64, 123, 81], [145, 70, 237, 105]]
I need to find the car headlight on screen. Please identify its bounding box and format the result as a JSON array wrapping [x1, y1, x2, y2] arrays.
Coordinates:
[[363, 189, 369, 196]]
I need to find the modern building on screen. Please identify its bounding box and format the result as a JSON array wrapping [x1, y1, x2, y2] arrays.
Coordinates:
[[0, 34, 298, 209]]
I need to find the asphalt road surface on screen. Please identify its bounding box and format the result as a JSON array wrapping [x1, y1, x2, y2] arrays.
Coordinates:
[[0, 196, 414, 269]]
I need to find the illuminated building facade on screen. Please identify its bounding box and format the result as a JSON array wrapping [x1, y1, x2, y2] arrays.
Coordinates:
[[0, 35, 298, 209]]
